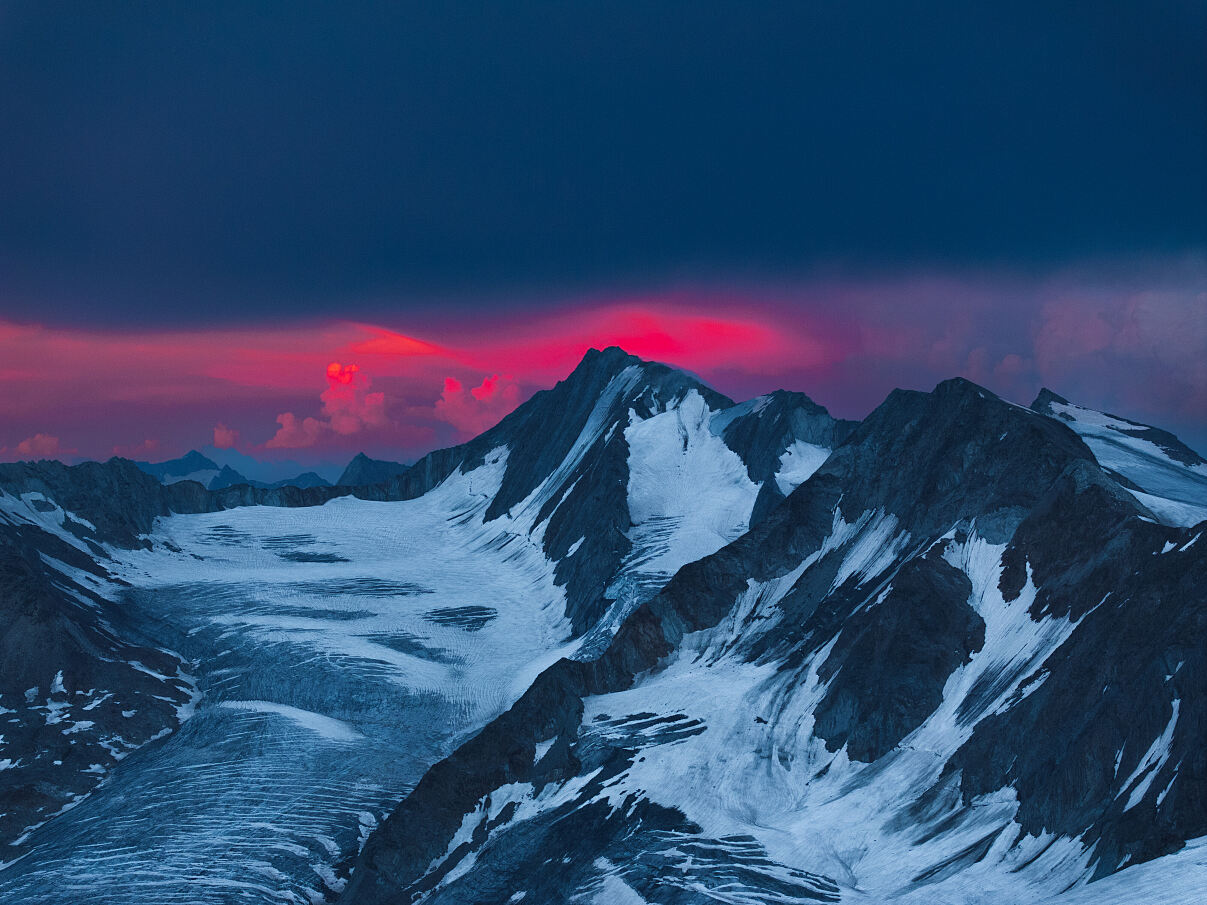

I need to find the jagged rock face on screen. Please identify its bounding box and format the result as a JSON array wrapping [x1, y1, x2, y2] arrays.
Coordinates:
[[206, 464, 254, 490], [714, 389, 858, 526], [338, 453, 410, 486], [345, 378, 1206, 905], [0, 496, 195, 851], [953, 475, 1206, 877], [810, 551, 983, 763]]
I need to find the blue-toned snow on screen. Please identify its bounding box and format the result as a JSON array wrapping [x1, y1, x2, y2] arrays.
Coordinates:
[[0, 450, 577, 905]]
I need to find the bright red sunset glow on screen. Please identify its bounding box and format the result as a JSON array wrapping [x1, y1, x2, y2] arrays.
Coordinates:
[[1, 271, 1204, 470]]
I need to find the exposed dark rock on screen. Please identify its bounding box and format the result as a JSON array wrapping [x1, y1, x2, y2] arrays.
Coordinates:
[[953, 466, 1207, 877], [206, 464, 254, 490], [0, 519, 192, 848], [337, 452, 410, 486], [811, 552, 982, 762]]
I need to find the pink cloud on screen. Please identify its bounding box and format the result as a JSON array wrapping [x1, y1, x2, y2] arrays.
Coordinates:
[[266, 412, 326, 449], [1, 257, 1203, 461], [213, 423, 239, 449], [320, 362, 388, 435], [266, 361, 391, 448], [434, 373, 523, 438], [15, 433, 65, 458]]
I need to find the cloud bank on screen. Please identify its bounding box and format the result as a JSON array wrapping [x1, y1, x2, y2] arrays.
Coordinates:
[[1, 259, 1203, 463]]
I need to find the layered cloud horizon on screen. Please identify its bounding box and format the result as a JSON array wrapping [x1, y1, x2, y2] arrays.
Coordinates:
[[3, 258, 1203, 468]]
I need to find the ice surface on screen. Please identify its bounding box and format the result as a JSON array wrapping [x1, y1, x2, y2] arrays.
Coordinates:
[[0, 452, 579, 904], [582, 390, 761, 648], [217, 702, 364, 742], [624, 390, 759, 581], [774, 439, 832, 495]]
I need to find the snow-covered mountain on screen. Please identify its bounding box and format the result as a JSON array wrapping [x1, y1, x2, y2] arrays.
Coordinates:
[[0, 483, 198, 853], [0, 350, 1202, 904], [134, 449, 223, 487], [344, 378, 1207, 905]]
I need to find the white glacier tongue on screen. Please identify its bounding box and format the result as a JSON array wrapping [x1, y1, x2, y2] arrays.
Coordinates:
[[0, 453, 578, 905], [583, 390, 761, 649], [624, 390, 758, 580]]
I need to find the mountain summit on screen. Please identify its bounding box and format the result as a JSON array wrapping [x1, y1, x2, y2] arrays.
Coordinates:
[[337, 453, 410, 486]]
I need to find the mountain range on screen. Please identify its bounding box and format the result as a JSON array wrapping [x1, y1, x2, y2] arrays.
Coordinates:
[[0, 347, 1202, 904], [133, 451, 334, 492]]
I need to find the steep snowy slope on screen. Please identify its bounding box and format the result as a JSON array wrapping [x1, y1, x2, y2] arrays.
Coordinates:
[[1032, 388, 1207, 527], [345, 378, 1207, 905]]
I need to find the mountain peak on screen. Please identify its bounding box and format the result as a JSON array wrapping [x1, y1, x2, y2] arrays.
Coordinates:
[[932, 375, 1001, 402], [570, 345, 642, 378], [337, 452, 410, 487], [176, 449, 218, 469], [1030, 387, 1070, 413], [132, 449, 220, 482]]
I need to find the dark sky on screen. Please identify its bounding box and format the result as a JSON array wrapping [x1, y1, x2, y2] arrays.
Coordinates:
[[0, 2, 1204, 465], [1, 1, 1203, 324]]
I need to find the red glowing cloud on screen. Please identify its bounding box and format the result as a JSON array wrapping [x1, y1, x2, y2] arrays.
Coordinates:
[[434, 302, 822, 381], [2, 262, 1203, 463], [320, 362, 388, 435], [435, 374, 523, 439], [267, 361, 390, 448], [266, 412, 326, 449]]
